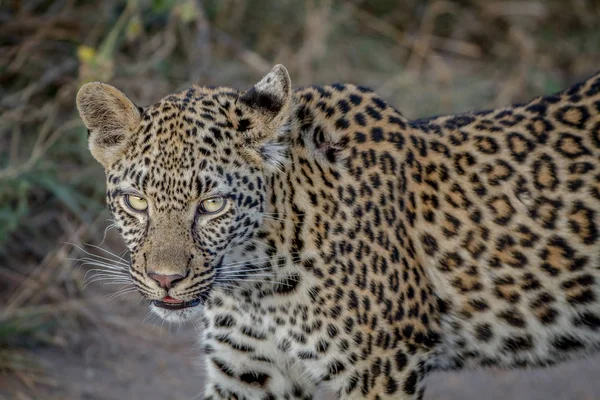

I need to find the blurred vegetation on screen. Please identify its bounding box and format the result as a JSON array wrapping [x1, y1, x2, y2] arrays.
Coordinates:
[[1, 0, 599, 394]]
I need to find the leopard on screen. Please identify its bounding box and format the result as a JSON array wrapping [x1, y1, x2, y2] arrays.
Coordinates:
[[76, 64, 600, 399]]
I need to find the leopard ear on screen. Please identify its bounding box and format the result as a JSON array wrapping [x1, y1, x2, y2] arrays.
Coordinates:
[[76, 82, 141, 168], [240, 64, 292, 130], [237, 65, 293, 169]]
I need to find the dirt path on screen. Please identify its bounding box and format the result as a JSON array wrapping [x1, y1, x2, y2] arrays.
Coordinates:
[[2, 293, 599, 400]]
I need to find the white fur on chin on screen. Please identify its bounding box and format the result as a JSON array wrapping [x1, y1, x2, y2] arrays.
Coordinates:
[[150, 302, 204, 323]]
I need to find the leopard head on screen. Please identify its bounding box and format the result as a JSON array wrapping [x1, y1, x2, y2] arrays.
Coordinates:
[[76, 65, 293, 321]]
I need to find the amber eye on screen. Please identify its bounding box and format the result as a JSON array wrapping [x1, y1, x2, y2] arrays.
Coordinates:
[[199, 197, 227, 214], [124, 194, 148, 212]]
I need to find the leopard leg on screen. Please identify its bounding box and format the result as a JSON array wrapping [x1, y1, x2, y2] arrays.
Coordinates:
[[202, 353, 317, 400], [334, 347, 430, 400]]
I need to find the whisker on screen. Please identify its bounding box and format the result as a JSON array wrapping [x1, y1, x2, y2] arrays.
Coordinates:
[[142, 310, 155, 326], [83, 275, 132, 283], [135, 288, 154, 297], [220, 257, 278, 268], [108, 284, 137, 293], [98, 223, 117, 247], [65, 243, 130, 267], [220, 252, 301, 268], [247, 237, 278, 248], [213, 283, 242, 291], [108, 287, 139, 300], [216, 272, 278, 279], [262, 212, 306, 216], [220, 257, 273, 268], [79, 241, 130, 263], [81, 270, 130, 282], [83, 278, 133, 289], [80, 266, 129, 283], [74, 257, 129, 267], [83, 270, 131, 279], [84, 275, 132, 282], [215, 279, 277, 285], [99, 280, 134, 286], [83, 271, 130, 282], [84, 279, 132, 288], [83, 269, 129, 276], [219, 262, 273, 269], [218, 269, 274, 277], [72, 258, 129, 271], [218, 263, 296, 274], [74, 255, 130, 269]]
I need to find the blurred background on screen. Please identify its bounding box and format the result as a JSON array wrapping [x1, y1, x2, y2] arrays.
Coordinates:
[[1, 0, 600, 399]]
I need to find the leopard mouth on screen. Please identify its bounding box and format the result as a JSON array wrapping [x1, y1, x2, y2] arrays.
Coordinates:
[[152, 294, 208, 310]]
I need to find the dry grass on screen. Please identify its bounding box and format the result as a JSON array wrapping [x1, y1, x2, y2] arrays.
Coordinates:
[[1, 0, 599, 395]]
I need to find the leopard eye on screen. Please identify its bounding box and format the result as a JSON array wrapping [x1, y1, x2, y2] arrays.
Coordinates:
[[199, 197, 227, 214], [124, 194, 148, 212]]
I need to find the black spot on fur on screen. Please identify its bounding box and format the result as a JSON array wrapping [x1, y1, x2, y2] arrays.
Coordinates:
[[214, 314, 236, 328], [239, 371, 270, 387], [274, 274, 301, 294], [503, 335, 534, 352], [552, 336, 584, 351], [403, 370, 418, 395]]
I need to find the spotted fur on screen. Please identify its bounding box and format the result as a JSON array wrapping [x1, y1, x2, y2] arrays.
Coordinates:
[[77, 65, 600, 399]]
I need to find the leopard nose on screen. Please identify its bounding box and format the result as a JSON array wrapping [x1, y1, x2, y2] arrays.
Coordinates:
[[147, 272, 186, 289]]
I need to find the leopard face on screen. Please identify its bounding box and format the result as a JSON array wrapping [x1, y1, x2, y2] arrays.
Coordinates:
[[77, 66, 293, 322]]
